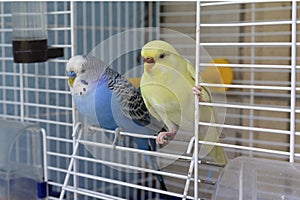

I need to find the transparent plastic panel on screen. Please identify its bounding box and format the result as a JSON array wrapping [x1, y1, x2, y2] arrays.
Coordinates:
[[213, 157, 300, 200], [0, 119, 43, 200], [0, 119, 36, 171]]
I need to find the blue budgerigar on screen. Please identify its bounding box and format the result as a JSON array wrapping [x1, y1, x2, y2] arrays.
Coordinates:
[[66, 55, 168, 194]]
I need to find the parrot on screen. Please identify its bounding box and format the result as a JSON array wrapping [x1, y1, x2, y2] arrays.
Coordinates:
[[66, 55, 169, 197], [140, 40, 228, 165]]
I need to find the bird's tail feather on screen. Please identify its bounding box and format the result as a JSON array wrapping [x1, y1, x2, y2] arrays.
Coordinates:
[[147, 139, 168, 191], [199, 106, 228, 165], [135, 138, 168, 192]]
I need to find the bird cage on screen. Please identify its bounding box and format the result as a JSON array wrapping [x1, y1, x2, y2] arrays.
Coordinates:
[[0, 1, 299, 200]]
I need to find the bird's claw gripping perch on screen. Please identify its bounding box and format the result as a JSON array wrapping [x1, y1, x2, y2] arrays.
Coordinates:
[[192, 85, 205, 102], [156, 129, 176, 144], [112, 127, 122, 149]]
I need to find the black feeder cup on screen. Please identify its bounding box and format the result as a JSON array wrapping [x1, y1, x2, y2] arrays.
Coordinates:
[[12, 2, 63, 63]]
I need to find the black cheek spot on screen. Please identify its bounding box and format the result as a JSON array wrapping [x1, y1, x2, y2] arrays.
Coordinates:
[[81, 80, 88, 85]]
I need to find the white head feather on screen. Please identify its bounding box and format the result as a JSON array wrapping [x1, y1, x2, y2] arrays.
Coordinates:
[[66, 55, 106, 96]]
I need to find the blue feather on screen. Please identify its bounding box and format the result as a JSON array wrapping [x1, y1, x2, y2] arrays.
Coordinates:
[[94, 67, 168, 192], [94, 76, 118, 130], [68, 55, 169, 198]]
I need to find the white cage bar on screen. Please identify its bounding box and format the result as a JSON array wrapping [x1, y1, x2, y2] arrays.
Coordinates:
[[0, 1, 299, 200]]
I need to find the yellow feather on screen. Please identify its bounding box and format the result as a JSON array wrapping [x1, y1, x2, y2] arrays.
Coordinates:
[[68, 77, 75, 88], [200, 58, 233, 92], [127, 78, 141, 89], [140, 40, 228, 165]]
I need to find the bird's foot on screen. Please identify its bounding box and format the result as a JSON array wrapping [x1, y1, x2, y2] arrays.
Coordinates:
[[156, 129, 176, 144], [112, 127, 122, 149], [192, 85, 205, 102]]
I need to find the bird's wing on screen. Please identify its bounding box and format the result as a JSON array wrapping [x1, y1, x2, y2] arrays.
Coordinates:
[[105, 67, 151, 126]]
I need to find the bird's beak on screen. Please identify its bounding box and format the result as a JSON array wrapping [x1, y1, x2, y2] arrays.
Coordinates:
[[142, 57, 155, 73], [143, 57, 155, 64], [67, 71, 77, 88]]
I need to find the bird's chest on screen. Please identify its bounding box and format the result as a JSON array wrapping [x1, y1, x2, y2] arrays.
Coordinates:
[[142, 68, 194, 103], [94, 78, 118, 129], [73, 86, 98, 123], [141, 68, 196, 126], [95, 80, 112, 109]]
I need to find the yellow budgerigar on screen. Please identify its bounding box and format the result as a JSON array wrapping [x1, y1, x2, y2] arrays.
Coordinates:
[[140, 40, 228, 165]]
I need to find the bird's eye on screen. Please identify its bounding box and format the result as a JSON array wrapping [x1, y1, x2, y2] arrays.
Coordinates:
[[81, 69, 85, 73], [159, 53, 166, 59]]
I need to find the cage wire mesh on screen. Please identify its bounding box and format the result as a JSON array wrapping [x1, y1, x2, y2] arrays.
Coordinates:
[[0, 1, 299, 200], [196, 0, 300, 163]]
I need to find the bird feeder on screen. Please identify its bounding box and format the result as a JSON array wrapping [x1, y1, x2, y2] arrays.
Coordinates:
[[12, 2, 63, 63]]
